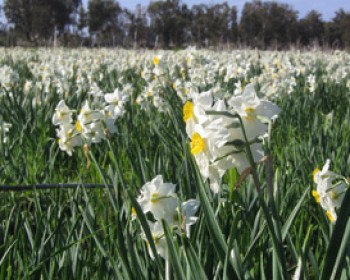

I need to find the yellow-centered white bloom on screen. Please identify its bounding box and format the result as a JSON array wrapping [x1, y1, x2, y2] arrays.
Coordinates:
[[137, 175, 178, 221], [56, 123, 82, 156], [81, 121, 106, 144], [227, 84, 281, 140], [104, 88, 129, 118], [142, 221, 167, 260], [312, 159, 348, 223], [77, 101, 103, 126], [52, 100, 73, 126]]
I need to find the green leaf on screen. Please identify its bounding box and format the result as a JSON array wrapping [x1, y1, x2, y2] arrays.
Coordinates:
[[282, 188, 308, 241], [190, 156, 227, 262], [162, 220, 186, 280], [183, 238, 208, 280]]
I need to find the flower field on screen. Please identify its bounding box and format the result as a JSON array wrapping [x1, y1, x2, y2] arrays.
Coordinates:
[[0, 48, 350, 279]]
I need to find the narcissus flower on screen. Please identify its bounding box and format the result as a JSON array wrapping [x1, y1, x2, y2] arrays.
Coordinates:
[[78, 101, 103, 126], [142, 221, 167, 260], [312, 159, 348, 223], [0, 121, 12, 144], [178, 199, 200, 237], [137, 175, 178, 221], [137, 175, 200, 259], [52, 100, 73, 126], [183, 90, 213, 136], [56, 123, 82, 156], [227, 84, 280, 139], [81, 121, 106, 144], [104, 89, 129, 118], [184, 83, 280, 193]]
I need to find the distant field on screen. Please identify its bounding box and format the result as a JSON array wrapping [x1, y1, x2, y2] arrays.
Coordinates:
[[0, 48, 349, 279]]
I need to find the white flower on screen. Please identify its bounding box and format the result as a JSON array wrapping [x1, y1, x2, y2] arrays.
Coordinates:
[[77, 101, 103, 126], [312, 159, 348, 223], [104, 88, 129, 118], [184, 84, 280, 193], [102, 110, 118, 134], [183, 90, 214, 136], [137, 175, 178, 221], [88, 83, 104, 97], [52, 100, 73, 126], [227, 84, 280, 140], [56, 123, 82, 156], [0, 121, 12, 144], [234, 80, 243, 95], [307, 74, 317, 93], [142, 221, 167, 260], [178, 199, 200, 237], [81, 121, 106, 144]]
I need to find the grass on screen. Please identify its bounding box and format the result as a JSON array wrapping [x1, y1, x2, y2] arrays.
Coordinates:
[[0, 49, 349, 279]]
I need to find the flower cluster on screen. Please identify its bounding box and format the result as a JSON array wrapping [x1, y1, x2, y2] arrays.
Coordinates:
[[184, 84, 280, 193], [52, 88, 129, 155], [135, 175, 200, 259], [0, 65, 19, 92], [312, 159, 349, 223]]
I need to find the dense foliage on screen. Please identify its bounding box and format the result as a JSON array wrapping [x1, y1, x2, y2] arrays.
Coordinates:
[[0, 48, 349, 279]]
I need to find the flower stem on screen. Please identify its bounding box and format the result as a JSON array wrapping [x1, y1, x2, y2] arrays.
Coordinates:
[[237, 113, 288, 279], [165, 258, 172, 280]]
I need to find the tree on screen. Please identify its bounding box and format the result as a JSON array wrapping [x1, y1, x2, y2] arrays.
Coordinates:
[[240, 1, 265, 47], [124, 5, 149, 48], [4, 0, 79, 44], [239, 1, 297, 49], [325, 9, 350, 48], [88, 0, 122, 46], [298, 10, 324, 46], [148, 0, 190, 48], [228, 6, 238, 45], [78, 5, 88, 33]]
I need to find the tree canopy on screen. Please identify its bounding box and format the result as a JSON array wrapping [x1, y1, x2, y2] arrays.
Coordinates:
[[1, 0, 350, 49]]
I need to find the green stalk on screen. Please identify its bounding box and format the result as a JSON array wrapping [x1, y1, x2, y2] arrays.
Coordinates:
[[237, 114, 288, 279]]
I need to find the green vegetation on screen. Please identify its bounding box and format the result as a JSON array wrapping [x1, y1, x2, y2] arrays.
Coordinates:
[[0, 49, 349, 279]]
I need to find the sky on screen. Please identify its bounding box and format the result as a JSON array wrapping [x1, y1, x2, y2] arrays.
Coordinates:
[[0, 0, 349, 21]]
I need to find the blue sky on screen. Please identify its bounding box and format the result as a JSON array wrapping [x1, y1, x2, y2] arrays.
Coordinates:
[[1, 0, 349, 21]]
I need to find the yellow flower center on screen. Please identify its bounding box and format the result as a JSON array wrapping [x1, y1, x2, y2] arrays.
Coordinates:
[[312, 190, 320, 203], [244, 106, 256, 121], [326, 210, 335, 222], [152, 235, 160, 245], [150, 192, 160, 203], [131, 207, 137, 217], [183, 101, 194, 122], [153, 56, 160, 65], [191, 133, 206, 155], [330, 191, 339, 200], [312, 168, 320, 182], [75, 121, 82, 133]]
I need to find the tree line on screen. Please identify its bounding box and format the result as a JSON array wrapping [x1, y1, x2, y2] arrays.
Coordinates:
[[1, 0, 350, 49]]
